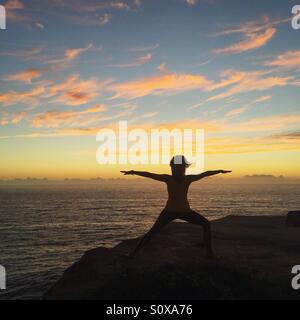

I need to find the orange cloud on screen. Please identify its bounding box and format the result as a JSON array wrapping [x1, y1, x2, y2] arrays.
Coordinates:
[[30, 103, 136, 129], [206, 70, 291, 101], [31, 104, 106, 128], [0, 111, 27, 125], [47, 74, 108, 106], [0, 86, 46, 107], [265, 50, 300, 69], [5, 0, 24, 10], [186, 0, 197, 5], [64, 43, 94, 61], [47, 44, 94, 67], [215, 27, 276, 55], [0, 74, 110, 108], [109, 72, 213, 99], [3, 69, 42, 84]]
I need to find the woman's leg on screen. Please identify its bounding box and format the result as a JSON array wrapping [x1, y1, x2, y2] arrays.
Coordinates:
[[129, 210, 175, 257], [180, 210, 214, 258]]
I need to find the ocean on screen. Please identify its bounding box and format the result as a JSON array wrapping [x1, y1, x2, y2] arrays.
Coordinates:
[[0, 182, 300, 300]]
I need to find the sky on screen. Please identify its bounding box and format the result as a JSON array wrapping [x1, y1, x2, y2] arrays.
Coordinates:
[[0, 0, 300, 179]]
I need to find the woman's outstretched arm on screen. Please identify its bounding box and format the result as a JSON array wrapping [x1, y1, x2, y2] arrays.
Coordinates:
[[121, 170, 169, 182], [188, 170, 232, 183]]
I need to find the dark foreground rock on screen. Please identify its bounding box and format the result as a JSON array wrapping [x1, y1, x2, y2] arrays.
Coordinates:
[[286, 211, 300, 227], [44, 216, 300, 300]]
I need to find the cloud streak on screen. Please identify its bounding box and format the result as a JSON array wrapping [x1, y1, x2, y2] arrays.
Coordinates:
[[110, 53, 152, 68], [30, 104, 106, 128], [212, 17, 291, 55], [215, 27, 276, 55], [108, 72, 213, 99], [265, 50, 300, 70], [3, 69, 42, 84]]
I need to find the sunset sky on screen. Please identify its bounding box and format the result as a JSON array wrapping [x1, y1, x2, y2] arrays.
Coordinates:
[[0, 0, 300, 179]]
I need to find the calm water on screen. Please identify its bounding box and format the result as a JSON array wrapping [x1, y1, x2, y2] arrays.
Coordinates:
[[0, 182, 300, 300]]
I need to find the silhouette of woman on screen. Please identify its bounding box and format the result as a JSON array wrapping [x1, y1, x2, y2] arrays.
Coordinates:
[[121, 155, 231, 258]]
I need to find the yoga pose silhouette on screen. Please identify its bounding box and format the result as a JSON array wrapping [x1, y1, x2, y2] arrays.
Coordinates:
[[121, 155, 231, 258]]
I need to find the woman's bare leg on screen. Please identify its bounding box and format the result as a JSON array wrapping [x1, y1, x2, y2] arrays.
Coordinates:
[[180, 210, 214, 258], [129, 210, 175, 257]]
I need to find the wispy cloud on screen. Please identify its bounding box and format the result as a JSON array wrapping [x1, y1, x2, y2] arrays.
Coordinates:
[[3, 69, 42, 84], [212, 17, 290, 55], [30, 103, 136, 129], [108, 72, 213, 99], [110, 53, 152, 68], [0, 74, 110, 108], [4, 0, 43, 27], [11, 113, 300, 150], [68, 12, 113, 26], [104, 66, 294, 102], [46, 43, 94, 66], [0, 47, 43, 59], [30, 104, 106, 128], [273, 130, 300, 140], [5, 0, 24, 10], [129, 44, 159, 52], [186, 0, 197, 6], [253, 95, 272, 103], [0, 111, 27, 126], [215, 26, 276, 55], [41, 0, 140, 27], [46, 0, 133, 13], [64, 43, 94, 61], [206, 70, 291, 101], [264, 50, 300, 70], [0, 85, 46, 107], [46, 74, 107, 106], [225, 106, 248, 117], [188, 102, 204, 111]]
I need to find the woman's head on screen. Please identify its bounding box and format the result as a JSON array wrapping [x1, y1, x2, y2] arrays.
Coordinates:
[[170, 155, 190, 177]]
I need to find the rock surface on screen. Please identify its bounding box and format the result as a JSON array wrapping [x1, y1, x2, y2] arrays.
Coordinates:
[[286, 211, 300, 227], [44, 215, 300, 300]]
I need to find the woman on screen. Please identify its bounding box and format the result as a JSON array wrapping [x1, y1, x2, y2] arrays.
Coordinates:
[[121, 155, 231, 258]]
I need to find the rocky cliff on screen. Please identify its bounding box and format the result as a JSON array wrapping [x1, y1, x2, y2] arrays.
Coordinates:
[[44, 215, 300, 300]]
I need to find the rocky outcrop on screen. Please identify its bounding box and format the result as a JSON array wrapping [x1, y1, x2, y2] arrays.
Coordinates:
[[44, 215, 300, 300]]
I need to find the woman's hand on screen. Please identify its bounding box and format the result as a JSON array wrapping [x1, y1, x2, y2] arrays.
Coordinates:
[[120, 170, 135, 175], [220, 170, 232, 174]]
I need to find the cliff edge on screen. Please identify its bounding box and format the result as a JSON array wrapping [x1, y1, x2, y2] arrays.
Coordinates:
[[44, 215, 300, 300]]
